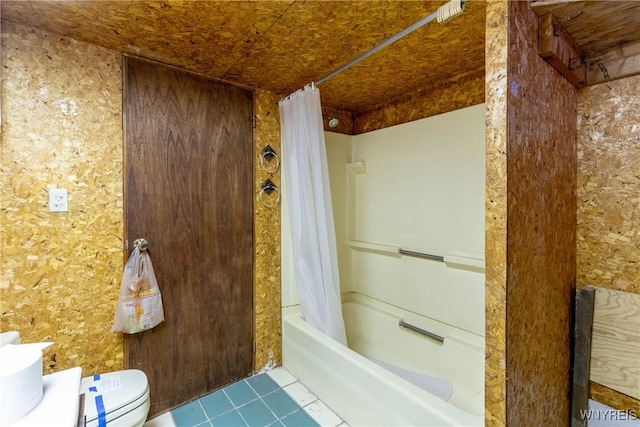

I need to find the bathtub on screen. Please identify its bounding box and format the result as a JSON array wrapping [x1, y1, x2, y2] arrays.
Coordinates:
[[282, 292, 484, 426]]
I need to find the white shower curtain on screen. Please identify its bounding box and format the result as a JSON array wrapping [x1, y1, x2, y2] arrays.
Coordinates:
[[279, 85, 347, 345]]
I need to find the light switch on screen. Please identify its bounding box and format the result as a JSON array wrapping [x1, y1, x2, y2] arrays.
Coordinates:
[[49, 188, 68, 212]]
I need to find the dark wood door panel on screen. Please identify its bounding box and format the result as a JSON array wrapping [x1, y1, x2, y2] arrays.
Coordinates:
[[124, 57, 253, 416]]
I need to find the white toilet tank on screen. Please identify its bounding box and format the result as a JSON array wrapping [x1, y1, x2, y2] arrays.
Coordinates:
[[81, 369, 150, 427], [0, 331, 21, 347]]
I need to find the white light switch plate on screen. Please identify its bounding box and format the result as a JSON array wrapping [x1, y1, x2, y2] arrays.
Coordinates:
[[49, 188, 68, 212]]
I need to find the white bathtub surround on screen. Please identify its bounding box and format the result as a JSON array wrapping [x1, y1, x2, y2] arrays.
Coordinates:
[[324, 104, 487, 338], [366, 357, 454, 402], [281, 105, 486, 426], [279, 85, 347, 345], [282, 298, 484, 427], [342, 293, 484, 415]]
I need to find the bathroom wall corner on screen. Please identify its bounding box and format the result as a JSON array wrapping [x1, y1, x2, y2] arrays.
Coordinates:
[[505, 1, 577, 425], [253, 89, 283, 371], [484, 1, 509, 426]]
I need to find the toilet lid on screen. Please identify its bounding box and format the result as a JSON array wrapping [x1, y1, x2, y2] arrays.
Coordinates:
[[81, 369, 149, 423]]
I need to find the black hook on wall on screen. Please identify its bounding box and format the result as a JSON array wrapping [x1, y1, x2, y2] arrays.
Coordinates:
[[259, 179, 280, 208], [261, 145, 277, 161], [260, 145, 280, 173], [261, 179, 277, 195]]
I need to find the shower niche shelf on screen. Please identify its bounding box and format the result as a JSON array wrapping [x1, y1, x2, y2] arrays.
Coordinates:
[[347, 161, 367, 175]]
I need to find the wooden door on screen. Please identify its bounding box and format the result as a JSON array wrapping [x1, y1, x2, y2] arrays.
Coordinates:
[[124, 57, 254, 417]]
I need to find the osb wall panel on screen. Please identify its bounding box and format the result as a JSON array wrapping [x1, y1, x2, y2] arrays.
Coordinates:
[[577, 74, 640, 411], [353, 69, 485, 134], [321, 105, 354, 135], [1, 22, 124, 375], [484, 1, 509, 425], [506, 2, 577, 426], [253, 89, 282, 371]]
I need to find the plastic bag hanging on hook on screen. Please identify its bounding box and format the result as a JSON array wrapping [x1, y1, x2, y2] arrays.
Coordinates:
[[111, 241, 164, 334]]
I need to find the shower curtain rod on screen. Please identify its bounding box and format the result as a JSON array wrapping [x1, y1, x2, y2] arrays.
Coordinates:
[[312, 0, 465, 88]]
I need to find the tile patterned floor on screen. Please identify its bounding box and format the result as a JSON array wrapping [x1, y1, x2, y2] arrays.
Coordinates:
[[144, 368, 346, 427], [144, 372, 640, 427]]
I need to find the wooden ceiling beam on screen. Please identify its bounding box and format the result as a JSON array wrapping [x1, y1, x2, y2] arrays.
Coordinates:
[[530, 0, 584, 19], [538, 12, 586, 87], [586, 39, 640, 86]]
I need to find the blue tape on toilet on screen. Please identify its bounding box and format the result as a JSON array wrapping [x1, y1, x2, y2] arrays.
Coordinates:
[[94, 374, 101, 381], [95, 394, 107, 427], [89, 386, 97, 392]]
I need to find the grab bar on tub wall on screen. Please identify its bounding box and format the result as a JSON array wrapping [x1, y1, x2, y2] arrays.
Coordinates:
[[399, 320, 445, 344], [398, 248, 444, 262]]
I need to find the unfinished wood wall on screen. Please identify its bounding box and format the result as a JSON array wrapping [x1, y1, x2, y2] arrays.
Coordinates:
[[484, 1, 508, 425], [577, 74, 640, 412], [353, 70, 485, 134], [1, 21, 124, 375], [505, 2, 577, 426], [485, 1, 579, 425], [1, 21, 284, 378], [254, 89, 283, 370]]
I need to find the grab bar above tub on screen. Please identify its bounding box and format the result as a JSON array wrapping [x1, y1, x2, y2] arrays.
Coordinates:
[[399, 320, 445, 344], [398, 249, 444, 262]]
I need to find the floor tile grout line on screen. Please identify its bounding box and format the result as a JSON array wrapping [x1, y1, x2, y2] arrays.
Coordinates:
[[235, 406, 251, 427], [257, 393, 285, 423], [281, 381, 329, 427], [246, 375, 323, 426], [203, 388, 242, 420], [196, 398, 209, 423], [221, 387, 257, 411], [227, 378, 269, 427], [246, 377, 302, 425], [172, 373, 336, 427]]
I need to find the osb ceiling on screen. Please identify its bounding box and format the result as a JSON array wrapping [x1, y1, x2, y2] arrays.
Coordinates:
[[0, 0, 486, 114]]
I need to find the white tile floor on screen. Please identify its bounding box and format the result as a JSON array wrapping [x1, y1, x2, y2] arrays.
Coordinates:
[[143, 367, 347, 427]]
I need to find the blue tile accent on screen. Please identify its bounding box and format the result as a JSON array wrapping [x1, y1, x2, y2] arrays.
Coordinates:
[[171, 400, 208, 427], [200, 389, 234, 419], [167, 371, 341, 427], [281, 410, 320, 427], [224, 381, 259, 406], [211, 409, 247, 427], [246, 373, 280, 396], [261, 389, 300, 418], [237, 400, 277, 427]]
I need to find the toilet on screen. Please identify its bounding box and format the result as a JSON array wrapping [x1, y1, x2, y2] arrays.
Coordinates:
[[0, 332, 150, 427], [80, 370, 150, 427]]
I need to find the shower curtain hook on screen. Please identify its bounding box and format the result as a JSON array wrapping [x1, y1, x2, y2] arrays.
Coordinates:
[[311, 81, 316, 91]]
